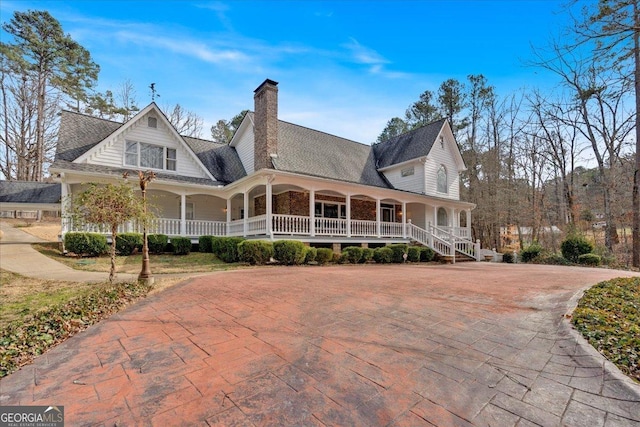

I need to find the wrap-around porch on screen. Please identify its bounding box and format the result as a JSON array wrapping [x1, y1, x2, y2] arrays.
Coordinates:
[[62, 174, 477, 258]]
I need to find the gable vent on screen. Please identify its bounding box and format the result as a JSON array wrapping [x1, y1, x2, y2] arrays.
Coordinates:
[[148, 116, 158, 128]]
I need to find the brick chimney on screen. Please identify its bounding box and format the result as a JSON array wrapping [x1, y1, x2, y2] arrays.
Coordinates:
[[254, 79, 278, 171]]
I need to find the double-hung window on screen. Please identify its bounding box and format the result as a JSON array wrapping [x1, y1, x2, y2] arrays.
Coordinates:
[[125, 141, 177, 171]]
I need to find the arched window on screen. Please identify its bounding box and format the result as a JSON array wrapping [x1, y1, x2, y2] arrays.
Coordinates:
[[459, 210, 468, 228], [437, 207, 448, 227], [437, 165, 447, 193]]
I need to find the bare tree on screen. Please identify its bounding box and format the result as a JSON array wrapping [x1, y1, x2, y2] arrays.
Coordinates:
[[534, 43, 634, 251], [162, 103, 203, 138]]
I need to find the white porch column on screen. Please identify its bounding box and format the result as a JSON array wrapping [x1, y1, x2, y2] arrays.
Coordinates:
[[346, 194, 351, 238], [402, 201, 407, 238], [376, 198, 381, 238], [61, 181, 70, 234], [433, 206, 438, 227], [243, 191, 249, 237], [180, 193, 186, 236], [226, 198, 232, 236], [266, 178, 273, 238], [450, 207, 456, 228], [466, 209, 472, 237], [309, 189, 315, 237]]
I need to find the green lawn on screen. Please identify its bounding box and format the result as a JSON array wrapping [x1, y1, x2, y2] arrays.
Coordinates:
[[572, 277, 640, 383], [33, 242, 243, 273]]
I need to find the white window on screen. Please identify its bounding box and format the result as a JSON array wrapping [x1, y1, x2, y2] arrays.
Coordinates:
[[315, 201, 346, 219], [437, 207, 448, 227], [125, 141, 138, 166], [401, 166, 415, 177], [381, 204, 396, 222], [125, 140, 177, 171], [437, 165, 448, 193], [166, 148, 177, 171]]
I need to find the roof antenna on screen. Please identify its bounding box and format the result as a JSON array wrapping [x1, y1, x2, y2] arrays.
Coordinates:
[[149, 83, 160, 102]]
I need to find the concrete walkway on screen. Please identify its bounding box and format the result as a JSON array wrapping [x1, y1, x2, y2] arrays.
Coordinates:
[[1, 260, 639, 426], [0, 221, 136, 283]]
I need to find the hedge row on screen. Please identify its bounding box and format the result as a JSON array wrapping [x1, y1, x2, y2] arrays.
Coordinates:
[[63, 233, 438, 265], [65, 232, 182, 256], [507, 234, 600, 266]]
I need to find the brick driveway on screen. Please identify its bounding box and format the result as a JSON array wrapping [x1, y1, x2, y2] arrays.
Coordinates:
[[1, 263, 639, 426]]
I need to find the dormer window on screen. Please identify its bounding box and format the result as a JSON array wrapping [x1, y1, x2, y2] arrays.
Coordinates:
[[148, 116, 158, 128], [125, 140, 177, 171], [437, 165, 448, 193]]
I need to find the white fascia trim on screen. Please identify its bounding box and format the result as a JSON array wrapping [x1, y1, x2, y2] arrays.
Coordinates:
[[377, 156, 427, 172]]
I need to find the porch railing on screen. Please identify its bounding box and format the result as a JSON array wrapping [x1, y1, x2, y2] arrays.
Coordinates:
[[185, 220, 226, 237], [272, 214, 309, 235], [314, 217, 347, 236], [63, 216, 480, 261], [350, 220, 377, 237]]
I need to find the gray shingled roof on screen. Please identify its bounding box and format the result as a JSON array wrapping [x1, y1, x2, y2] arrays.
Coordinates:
[[256, 113, 390, 188], [183, 136, 246, 184], [373, 118, 447, 169], [54, 111, 246, 185], [49, 160, 222, 186], [55, 111, 122, 162], [54, 109, 448, 190], [0, 181, 61, 204]]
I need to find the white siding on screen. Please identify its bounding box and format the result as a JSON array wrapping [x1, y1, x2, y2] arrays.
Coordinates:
[[407, 203, 426, 228], [82, 112, 209, 179], [424, 135, 460, 200], [382, 161, 424, 194], [234, 126, 255, 175]]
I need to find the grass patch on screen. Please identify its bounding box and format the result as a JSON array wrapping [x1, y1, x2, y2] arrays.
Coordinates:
[[33, 242, 242, 273], [572, 277, 640, 383], [0, 269, 153, 378]]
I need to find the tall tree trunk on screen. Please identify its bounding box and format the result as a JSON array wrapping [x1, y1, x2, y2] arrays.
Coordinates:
[[633, 0, 640, 267]]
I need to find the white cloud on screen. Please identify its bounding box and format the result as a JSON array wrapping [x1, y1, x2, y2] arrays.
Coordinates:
[[113, 30, 247, 63]]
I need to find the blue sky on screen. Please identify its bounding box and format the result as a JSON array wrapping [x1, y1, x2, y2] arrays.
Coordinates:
[[1, 0, 577, 143]]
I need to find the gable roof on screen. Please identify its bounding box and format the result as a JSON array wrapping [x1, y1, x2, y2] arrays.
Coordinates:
[[52, 109, 246, 185], [252, 113, 389, 188], [72, 103, 217, 182], [0, 181, 61, 204], [373, 118, 448, 169], [54, 111, 122, 162]]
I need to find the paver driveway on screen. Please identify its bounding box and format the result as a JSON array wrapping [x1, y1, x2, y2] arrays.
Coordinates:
[[1, 263, 639, 426]]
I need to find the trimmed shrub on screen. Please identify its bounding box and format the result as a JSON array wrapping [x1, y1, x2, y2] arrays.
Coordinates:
[[502, 252, 515, 264], [407, 246, 421, 262], [273, 240, 307, 265], [238, 240, 273, 265], [217, 237, 245, 263], [315, 248, 334, 265], [360, 248, 374, 263], [64, 232, 108, 257], [520, 243, 543, 263], [304, 247, 317, 264], [333, 252, 344, 263], [420, 247, 435, 262], [561, 235, 594, 263], [171, 237, 192, 255], [539, 254, 571, 266], [115, 232, 143, 256], [578, 253, 601, 266], [341, 246, 364, 264], [210, 236, 226, 257], [373, 247, 393, 264], [147, 234, 168, 254], [388, 244, 408, 263], [199, 235, 215, 253]]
